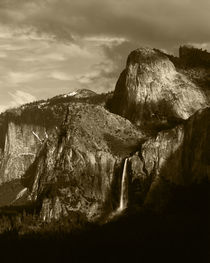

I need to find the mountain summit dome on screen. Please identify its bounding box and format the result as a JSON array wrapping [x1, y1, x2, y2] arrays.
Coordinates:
[[108, 47, 208, 129]]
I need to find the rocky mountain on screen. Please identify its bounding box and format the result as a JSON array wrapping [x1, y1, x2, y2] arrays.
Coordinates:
[[157, 45, 210, 103], [128, 107, 209, 209], [0, 46, 209, 227], [0, 90, 111, 184], [0, 92, 144, 219], [23, 103, 144, 221], [108, 47, 209, 131]]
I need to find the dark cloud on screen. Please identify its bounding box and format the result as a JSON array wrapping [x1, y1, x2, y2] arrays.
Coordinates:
[[0, 0, 209, 48], [0, 0, 210, 103]]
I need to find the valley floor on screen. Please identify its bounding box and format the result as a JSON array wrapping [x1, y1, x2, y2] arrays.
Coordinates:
[[0, 208, 209, 263]]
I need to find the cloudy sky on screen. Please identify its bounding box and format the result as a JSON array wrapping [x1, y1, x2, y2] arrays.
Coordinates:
[[0, 0, 209, 112]]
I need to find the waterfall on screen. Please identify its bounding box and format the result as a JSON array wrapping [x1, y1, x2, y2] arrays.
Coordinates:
[[118, 158, 128, 211], [106, 158, 129, 221]]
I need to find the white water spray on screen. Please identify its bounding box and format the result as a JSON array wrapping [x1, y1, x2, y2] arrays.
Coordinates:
[[105, 158, 129, 221], [32, 131, 42, 142], [118, 158, 128, 211], [11, 188, 28, 204]]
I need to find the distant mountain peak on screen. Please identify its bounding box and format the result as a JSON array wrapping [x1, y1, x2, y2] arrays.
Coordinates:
[[0, 46, 209, 227], [63, 89, 97, 99]]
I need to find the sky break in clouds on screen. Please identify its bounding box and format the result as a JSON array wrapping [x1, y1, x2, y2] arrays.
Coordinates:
[[0, 0, 210, 112]]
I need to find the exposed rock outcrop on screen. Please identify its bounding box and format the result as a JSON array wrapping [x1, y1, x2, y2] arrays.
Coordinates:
[[0, 90, 104, 185], [108, 48, 209, 130], [128, 107, 210, 206], [0, 102, 65, 184], [0, 47, 209, 224], [22, 103, 143, 221], [164, 46, 210, 102], [0, 122, 46, 183]]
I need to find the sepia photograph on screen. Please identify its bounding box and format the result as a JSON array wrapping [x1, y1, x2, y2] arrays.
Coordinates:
[[0, 0, 209, 262]]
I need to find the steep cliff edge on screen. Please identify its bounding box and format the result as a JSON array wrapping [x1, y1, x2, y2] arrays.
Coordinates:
[[21, 105, 209, 222], [0, 47, 209, 225], [108, 48, 208, 130], [0, 91, 115, 209], [0, 122, 46, 184], [128, 107, 210, 208], [0, 90, 112, 186], [22, 103, 143, 221], [0, 102, 64, 185]]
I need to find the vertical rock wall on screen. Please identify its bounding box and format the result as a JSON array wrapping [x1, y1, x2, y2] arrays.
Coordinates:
[[0, 122, 46, 183]]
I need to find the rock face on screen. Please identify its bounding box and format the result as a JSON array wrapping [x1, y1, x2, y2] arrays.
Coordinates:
[[0, 101, 65, 184], [0, 48, 209, 223], [0, 90, 106, 185], [128, 107, 210, 206], [0, 122, 46, 183], [21, 103, 143, 221], [108, 48, 208, 129]]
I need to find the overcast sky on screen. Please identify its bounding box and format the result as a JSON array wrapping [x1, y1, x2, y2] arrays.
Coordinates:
[[0, 0, 209, 112]]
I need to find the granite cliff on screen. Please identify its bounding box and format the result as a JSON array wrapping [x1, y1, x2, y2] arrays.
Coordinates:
[[128, 107, 209, 209], [0, 47, 209, 225], [108, 47, 209, 130], [0, 91, 144, 221], [23, 103, 143, 221]]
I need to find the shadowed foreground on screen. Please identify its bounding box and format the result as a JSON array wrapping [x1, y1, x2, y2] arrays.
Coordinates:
[[0, 182, 209, 263]]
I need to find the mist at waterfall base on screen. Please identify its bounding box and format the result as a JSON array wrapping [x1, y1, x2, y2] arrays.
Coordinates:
[[0, 178, 208, 262]]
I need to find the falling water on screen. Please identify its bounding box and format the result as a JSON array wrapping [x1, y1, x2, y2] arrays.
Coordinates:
[[118, 158, 128, 211], [105, 158, 129, 221]]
